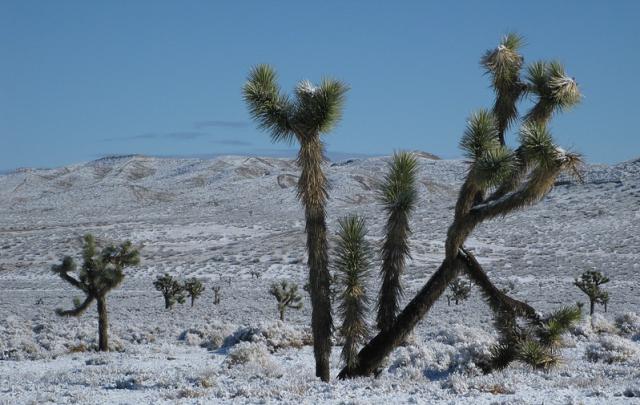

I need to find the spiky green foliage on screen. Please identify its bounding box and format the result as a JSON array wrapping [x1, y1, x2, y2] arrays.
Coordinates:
[[519, 121, 557, 169], [269, 280, 303, 321], [376, 152, 418, 332], [459, 109, 500, 161], [574, 271, 610, 315], [537, 306, 582, 348], [446, 277, 471, 306], [525, 61, 581, 124], [244, 64, 348, 381], [515, 339, 558, 370], [52, 234, 140, 351], [481, 32, 526, 144], [471, 145, 516, 189], [335, 215, 371, 371], [184, 278, 205, 307], [154, 274, 186, 309]]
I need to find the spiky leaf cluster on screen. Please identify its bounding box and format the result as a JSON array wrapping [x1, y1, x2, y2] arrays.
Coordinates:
[[335, 215, 371, 370], [243, 64, 348, 143], [376, 152, 417, 332], [52, 234, 140, 316], [269, 280, 303, 321], [184, 278, 205, 307], [481, 33, 526, 141], [154, 274, 186, 309], [525, 61, 581, 124]]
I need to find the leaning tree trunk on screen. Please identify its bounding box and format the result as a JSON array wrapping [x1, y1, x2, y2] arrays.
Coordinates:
[[338, 256, 463, 378], [298, 136, 332, 382], [96, 296, 109, 351]]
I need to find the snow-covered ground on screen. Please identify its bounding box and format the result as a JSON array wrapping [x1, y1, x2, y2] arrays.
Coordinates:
[[1, 154, 639, 404]]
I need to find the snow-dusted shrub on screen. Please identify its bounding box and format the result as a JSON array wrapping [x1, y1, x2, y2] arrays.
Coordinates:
[[388, 326, 494, 380], [178, 321, 236, 350], [590, 313, 617, 334], [615, 312, 640, 340], [225, 341, 270, 367], [585, 335, 640, 364]]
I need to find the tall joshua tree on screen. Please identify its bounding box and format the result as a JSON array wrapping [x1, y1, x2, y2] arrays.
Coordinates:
[[376, 152, 418, 332], [52, 234, 140, 351], [243, 64, 348, 381], [335, 215, 371, 372], [339, 34, 583, 379]]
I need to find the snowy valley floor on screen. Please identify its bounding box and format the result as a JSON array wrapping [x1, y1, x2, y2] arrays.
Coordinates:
[[1, 154, 639, 404]]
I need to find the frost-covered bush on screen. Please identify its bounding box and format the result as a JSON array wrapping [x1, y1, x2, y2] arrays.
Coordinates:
[[585, 335, 640, 364], [387, 326, 494, 380], [615, 312, 640, 340], [179, 321, 312, 352], [225, 342, 270, 367], [590, 313, 617, 334]]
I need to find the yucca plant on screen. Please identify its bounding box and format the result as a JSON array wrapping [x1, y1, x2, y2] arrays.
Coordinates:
[[52, 234, 140, 351], [446, 277, 471, 306], [154, 274, 186, 309], [335, 215, 372, 372], [339, 33, 583, 379], [184, 278, 205, 307], [574, 271, 610, 315], [376, 152, 418, 331], [243, 64, 348, 381], [269, 280, 303, 321]]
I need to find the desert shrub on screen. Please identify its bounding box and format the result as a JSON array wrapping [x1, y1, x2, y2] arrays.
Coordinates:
[[615, 312, 640, 340], [585, 335, 639, 364]]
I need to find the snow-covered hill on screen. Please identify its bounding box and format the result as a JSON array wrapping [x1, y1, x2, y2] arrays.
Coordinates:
[[1, 154, 639, 404]]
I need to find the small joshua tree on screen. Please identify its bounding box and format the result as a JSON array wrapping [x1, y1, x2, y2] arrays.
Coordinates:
[[376, 152, 418, 332], [335, 215, 371, 372], [184, 278, 205, 307], [575, 271, 610, 315], [212, 285, 221, 305], [269, 280, 303, 321], [154, 274, 186, 309], [446, 277, 471, 306], [52, 234, 140, 351]]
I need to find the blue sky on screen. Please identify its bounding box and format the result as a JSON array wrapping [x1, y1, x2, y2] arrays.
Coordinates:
[[1, 1, 639, 171]]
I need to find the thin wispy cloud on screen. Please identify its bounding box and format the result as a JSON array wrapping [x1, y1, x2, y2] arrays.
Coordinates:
[[194, 120, 248, 129], [103, 132, 209, 142]]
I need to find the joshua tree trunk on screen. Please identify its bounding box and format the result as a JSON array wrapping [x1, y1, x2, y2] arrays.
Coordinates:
[[97, 296, 109, 352], [298, 136, 332, 382], [164, 296, 170, 309], [590, 300, 595, 316], [191, 297, 195, 307], [280, 309, 285, 322]]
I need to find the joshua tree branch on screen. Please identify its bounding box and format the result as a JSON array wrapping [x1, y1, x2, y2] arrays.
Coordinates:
[[460, 247, 539, 322], [56, 295, 95, 317]]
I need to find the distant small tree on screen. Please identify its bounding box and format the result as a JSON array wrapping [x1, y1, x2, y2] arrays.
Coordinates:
[[184, 278, 205, 307], [52, 234, 140, 351], [574, 271, 609, 315], [446, 277, 471, 306], [335, 215, 371, 372], [154, 274, 186, 309], [269, 280, 303, 321], [250, 270, 262, 279], [212, 285, 221, 305]]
